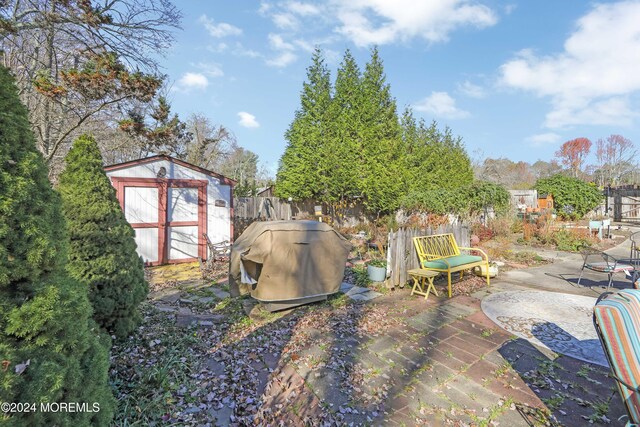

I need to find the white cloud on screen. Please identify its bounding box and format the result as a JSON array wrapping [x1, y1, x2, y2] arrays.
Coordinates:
[[266, 51, 298, 67], [414, 91, 470, 119], [199, 15, 242, 38], [268, 33, 295, 51], [206, 42, 228, 53], [457, 80, 486, 98], [195, 63, 224, 78], [504, 4, 517, 15], [288, 1, 320, 16], [238, 112, 260, 128], [265, 33, 298, 67], [176, 72, 209, 91], [273, 12, 298, 29], [232, 42, 262, 58], [500, 1, 640, 128], [333, 0, 497, 46], [525, 132, 561, 146]]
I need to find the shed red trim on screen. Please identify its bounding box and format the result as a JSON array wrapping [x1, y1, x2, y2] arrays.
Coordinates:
[[104, 155, 236, 186], [109, 176, 209, 266]]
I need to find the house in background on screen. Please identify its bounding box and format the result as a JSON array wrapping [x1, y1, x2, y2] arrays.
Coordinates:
[[256, 185, 274, 197], [105, 155, 235, 266]]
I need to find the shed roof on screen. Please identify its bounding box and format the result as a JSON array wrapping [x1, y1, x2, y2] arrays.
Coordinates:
[[104, 154, 236, 186]]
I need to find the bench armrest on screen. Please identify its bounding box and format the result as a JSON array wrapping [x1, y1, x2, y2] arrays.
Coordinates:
[[458, 246, 489, 261]]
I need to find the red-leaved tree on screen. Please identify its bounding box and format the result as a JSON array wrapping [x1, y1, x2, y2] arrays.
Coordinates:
[[555, 137, 592, 178]]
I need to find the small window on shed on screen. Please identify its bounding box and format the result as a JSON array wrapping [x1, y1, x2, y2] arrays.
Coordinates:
[[215, 199, 227, 207]]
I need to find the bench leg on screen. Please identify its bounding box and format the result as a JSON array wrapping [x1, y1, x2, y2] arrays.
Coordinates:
[[447, 272, 452, 298]]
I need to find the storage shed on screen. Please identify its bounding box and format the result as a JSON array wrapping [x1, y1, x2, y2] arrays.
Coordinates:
[[537, 193, 554, 210], [105, 155, 235, 266]]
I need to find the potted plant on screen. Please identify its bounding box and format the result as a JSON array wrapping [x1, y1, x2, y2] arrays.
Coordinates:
[[473, 262, 499, 278], [366, 259, 387, 282]]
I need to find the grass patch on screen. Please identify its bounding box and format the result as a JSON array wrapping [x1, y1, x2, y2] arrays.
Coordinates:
[[111, 304, 207, 425]]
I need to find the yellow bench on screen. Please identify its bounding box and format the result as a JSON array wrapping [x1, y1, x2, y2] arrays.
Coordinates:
[[413, 233, 490, 297]]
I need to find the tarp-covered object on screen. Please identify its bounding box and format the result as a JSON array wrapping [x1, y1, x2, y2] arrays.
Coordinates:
[[229, 221, 351, 306]]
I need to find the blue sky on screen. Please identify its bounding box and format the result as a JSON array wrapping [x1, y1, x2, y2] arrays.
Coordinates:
[[160, 1, 640, 176]]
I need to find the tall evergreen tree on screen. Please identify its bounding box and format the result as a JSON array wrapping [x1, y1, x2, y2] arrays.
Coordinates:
[[402, 108, 473, 193], [325, 49, 363, 202], [0, 66, 114, 426], [359, 47, 405, 214], [58, 135, 148, 339], [276, 47, 332, 201]]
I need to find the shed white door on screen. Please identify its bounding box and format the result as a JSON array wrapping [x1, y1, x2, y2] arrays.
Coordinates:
[[112, 178, 208, 265], [124, 186, 160, 264], [167, 187, 200, 261]]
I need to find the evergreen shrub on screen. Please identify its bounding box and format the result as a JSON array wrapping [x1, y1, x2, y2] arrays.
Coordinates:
[[0, 65, 114, 426], [58, 135, 148, 338]]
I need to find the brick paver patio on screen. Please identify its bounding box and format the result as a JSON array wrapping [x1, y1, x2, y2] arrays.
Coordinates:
[[249, 281, 626, 426]]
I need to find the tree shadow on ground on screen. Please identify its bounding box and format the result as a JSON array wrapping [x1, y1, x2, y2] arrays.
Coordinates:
[[498, 338, 627, 426]]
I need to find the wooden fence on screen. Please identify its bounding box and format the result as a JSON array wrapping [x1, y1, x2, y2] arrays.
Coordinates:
[[234, 197, 292, 221], [386, 224, 470, 288]]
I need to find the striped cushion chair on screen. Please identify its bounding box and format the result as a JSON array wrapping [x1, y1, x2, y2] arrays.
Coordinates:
[[593, 290, 640, 425], [578, 247, 634, 289]]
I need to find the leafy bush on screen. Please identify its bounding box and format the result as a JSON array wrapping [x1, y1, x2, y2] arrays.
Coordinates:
[[367, 259, 386, 268], [399, 188, 465, 215], [467, 181, 511, 215], [58, 135, 148, 338], [400, 180, 510, 217], [471, 223, 494, 242], [351, 266, 371, 287], [551, 229, 593, 252], [535, 174, 602, 219], [486, 217, 514, 238], [0, 66, 114, 425]]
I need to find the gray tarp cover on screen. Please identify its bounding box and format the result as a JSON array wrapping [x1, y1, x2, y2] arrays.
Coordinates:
[[229, 221, 351, 302]]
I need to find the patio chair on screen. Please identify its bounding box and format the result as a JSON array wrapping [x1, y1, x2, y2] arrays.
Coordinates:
[[593, 290, 640, 426], [631, 231, 640, 261], [577, 247, 634, 289]]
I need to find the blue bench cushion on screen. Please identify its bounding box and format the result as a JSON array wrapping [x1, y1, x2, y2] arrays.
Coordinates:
[[422, 254, 483, 270]]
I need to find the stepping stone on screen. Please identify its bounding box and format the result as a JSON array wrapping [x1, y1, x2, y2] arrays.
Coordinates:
[[212, 288, 230, 299], [155, 304, 177, 313], [204, 286, 231, 299], [154, 291, 182, 303], [180, 298, 196, 305], [349, 290, 382, 301], [195, 296, 215, 304], [340, 282, 354, 292], [176, 313, 225, 327], [345, 286, 369, 296]]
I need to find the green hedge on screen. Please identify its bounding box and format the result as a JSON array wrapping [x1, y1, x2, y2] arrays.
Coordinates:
[[535, 174, 602, 219]]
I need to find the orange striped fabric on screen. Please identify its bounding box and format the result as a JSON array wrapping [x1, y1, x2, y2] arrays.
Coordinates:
[[594, 290, 640, 424]]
